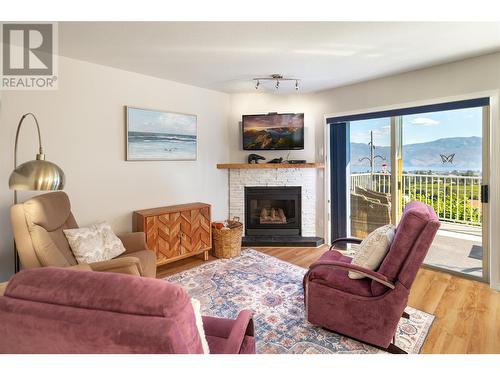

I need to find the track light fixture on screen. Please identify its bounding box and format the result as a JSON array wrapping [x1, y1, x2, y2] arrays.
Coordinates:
[[253, 74, 300, 91]]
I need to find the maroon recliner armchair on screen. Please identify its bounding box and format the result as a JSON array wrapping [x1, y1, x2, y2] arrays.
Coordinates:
[[304, 201, 440, 353], [0, 267, 255, 354]]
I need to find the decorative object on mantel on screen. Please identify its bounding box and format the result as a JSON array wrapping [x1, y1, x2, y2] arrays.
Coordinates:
[[217, 162, 324, 169], [267, 157, 283, 164], [253, 74, 300, 91], [9, 113, 65, 273], [133, 202, 211, 266], [212, 219, 243, 259], [247, 153, 266, 164], [126, 106, 197, 161]]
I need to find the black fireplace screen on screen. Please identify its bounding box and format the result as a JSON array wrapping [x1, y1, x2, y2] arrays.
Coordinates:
[[244, 186, 301, 236]]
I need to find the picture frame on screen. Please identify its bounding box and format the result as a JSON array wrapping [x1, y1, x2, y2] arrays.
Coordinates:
[[125, 106, 197, 161]]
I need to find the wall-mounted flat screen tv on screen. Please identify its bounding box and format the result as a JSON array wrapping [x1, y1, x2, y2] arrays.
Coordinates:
[[242, 113, 304, 150]]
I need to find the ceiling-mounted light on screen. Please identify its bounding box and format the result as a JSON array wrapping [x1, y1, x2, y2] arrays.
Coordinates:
[[252, 74, 300, 92]]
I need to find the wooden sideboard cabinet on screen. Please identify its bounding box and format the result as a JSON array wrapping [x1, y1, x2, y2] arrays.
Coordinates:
[[133, 202, 212, 266]]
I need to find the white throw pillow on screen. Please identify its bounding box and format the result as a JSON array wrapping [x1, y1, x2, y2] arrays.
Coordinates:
[[191, 298, 210, 354], [348, 224, 396, 279], [63, 222, 126, 264]]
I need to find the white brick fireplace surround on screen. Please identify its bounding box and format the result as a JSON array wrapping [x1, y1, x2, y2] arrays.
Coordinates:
[[228, 168, 318, 236]]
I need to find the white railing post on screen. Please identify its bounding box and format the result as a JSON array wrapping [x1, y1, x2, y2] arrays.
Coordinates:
[[350, 172, 481, 226]]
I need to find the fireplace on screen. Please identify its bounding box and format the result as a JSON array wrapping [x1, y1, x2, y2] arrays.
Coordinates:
[[244, 186, 301, 236], [227, 165, 324, 247]]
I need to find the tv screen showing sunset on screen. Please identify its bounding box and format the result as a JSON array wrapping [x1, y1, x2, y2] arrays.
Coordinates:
[[242, 113, 304, 150]]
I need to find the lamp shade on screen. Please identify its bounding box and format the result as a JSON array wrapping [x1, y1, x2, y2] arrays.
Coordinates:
[[9, 159, 65, 191]]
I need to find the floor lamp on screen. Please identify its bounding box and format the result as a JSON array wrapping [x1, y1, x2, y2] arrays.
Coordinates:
[[8, 113, 65, 273]]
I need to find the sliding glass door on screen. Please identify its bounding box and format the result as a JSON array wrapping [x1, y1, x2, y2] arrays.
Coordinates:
[[329, 99, 489, 282], [401, 107, 487, 280], [348, 117, 392, 239]]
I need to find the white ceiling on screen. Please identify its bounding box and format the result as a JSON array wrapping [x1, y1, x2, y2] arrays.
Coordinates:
[[59, 22, 500, 93]]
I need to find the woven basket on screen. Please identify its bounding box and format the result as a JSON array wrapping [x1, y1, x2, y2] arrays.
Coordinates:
[[212, 220, 243, 259]]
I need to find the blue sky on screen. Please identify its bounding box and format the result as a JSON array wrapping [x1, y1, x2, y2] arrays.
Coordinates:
[[128, 107, 196, 136], [350, 107, 482, 146]]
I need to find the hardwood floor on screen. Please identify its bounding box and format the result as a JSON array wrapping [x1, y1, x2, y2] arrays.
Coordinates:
[[157, 245, 500, 354]]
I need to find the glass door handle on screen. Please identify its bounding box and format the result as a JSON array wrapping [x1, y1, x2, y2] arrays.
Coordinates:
[[481, 185, 489, 203]]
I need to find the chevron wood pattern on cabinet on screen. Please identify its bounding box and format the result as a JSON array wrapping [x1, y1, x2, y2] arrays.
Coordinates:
[[133, 203, 212, 266]]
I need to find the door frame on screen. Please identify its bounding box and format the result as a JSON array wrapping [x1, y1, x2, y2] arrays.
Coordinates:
[[329, 122, 349, 240], [324, 90, 500, 290]]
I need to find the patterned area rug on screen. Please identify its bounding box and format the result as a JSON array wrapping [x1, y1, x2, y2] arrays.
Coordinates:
[[164, 249, 434, 354]]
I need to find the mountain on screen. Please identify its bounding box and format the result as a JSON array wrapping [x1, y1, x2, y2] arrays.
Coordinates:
[[243, 127, 303, 150], [350, 136, 482, 172]]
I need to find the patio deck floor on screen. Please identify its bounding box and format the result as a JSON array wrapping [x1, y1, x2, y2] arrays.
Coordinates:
[[424, 222, 483, 278]]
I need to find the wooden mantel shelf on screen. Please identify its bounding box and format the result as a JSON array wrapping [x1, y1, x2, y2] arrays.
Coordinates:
[[217, 162, 324, 169]]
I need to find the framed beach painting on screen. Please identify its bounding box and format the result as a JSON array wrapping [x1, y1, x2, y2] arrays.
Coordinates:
[[126, 106, 197, 161]]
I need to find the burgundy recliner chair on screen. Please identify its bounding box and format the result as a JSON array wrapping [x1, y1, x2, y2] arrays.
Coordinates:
[[0, 267, 255, 354], [304, 201, 440, 353]]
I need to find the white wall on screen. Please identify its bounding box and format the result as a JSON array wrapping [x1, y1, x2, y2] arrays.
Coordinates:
[[228, 94, 321, 163], [230, 53, 500, 161], [2, 49, 499, 287], [318, 52, 500, 290], [312, 52, 500, 290], [313, 52, 500, 117], [228, 93, 326, 237], [0, 56, 230, 281], [229, 52, 500, 288]]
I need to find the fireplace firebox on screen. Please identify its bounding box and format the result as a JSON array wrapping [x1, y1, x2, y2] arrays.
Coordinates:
[[244, 186, 301, 236]]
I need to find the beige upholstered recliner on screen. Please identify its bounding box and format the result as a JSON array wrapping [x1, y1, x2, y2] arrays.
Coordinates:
[[10, 192, 156, 278]]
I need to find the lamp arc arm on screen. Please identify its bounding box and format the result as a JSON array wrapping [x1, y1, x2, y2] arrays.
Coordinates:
[[14, 113, 43, 168]]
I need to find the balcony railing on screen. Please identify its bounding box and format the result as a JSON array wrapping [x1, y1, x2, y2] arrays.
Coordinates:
[[350, 172, 482, 226]]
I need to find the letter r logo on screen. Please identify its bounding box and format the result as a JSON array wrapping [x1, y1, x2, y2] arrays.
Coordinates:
[[2, 23, 53, 76]]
